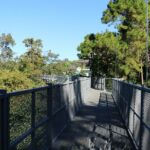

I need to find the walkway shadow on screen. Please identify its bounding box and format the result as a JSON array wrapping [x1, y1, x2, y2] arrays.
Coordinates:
[[53, 92, 134, 150]]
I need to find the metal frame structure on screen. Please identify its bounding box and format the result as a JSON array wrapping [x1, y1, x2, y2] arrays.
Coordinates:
[[0, 77, 91, 150], [112, 79, 150, 150]]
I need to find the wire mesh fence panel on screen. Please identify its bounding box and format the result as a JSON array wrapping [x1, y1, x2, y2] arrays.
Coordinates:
[[142, 91, 150, 150], [133, 88, 141, 147], [143, 91, 150, 128], [68, 82, 76, 120], [16, 136, 32, 150], [0, 94, 5, 149], [52, 85, 61, 114], [112, 80, 118, 103], [142, 126, 150, 150], [35, 124, 48, 149], [35, 89, 48, 124], [52, 106, 68, 141], [0, 77, 92, 150], [79, 79, 84, 103], [92, 77, 105, 90], [53, 84, 71, 140], [105, 78, 113, 92], [8, 87, 50, 150], [112, 79, 150, 150], [129, 86, 135, 137], [134, 89, 141, 117], [59, 84, 69, 107], [73, 81, 79, 113], [70, 82, 76, 105], [59, 84, 70, 122], [133, 115, 141, 147], [9, 93, 32, 146], [79, 78, 90, 103], [121, 83, 126, 120], [129, 108, 134, 136]]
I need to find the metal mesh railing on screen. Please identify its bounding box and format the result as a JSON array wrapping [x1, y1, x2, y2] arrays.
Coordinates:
[[105, 78, 113, 92], [112, 79, 150, 150], [8, 87, 50, 150], [0, 77, 91, 150], [91, 77, 105, 90], [91, 77, 113, 92]]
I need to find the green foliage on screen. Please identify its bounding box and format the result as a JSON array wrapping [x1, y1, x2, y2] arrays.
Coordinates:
[[23, 38, 43, 52], [44, 50, 59, 64], [45, 60, 79, 76], [0, 34, 80, 91], [17, 38, 46, 88], [101, 0, 149, 83], [9, 90, 48, 149], [0, 35, 46, 92], [21, 38, 44, 70], [78, 0, 150, 84], [78, 32, 120, 77], [0, 70, 35, 92], [0, 33, 15, 62], [10, 94, 31, 142], [0, 33, 15, 48]]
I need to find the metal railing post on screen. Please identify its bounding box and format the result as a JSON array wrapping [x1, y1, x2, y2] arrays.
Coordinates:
[[104, 78, 106, 91], [0, 90, 6, 150], [139, 86, 144, 150], [31, 91, 36, 149], [0, 95, 2, 150], [47, 84, 53, 150], [0, 90, 9, 150]]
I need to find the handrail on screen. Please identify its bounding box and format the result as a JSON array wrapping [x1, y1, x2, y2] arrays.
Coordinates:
[[0, 77, 91, 150], [112, 79, 150, 150]]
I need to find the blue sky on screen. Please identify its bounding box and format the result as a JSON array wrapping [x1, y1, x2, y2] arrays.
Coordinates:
[[0, 0, 115, 60]]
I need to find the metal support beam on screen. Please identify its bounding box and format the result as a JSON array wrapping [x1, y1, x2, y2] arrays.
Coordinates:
[[0, 90, 9, 150], [47, 84, 53, 150]]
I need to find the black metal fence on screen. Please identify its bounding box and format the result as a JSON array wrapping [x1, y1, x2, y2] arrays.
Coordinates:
[[112, 79, 150, 150], [0, 77, 91, 150], [91, 77, 113, 92], [105, 78, 113, 92], [91, 77, 105, 90]]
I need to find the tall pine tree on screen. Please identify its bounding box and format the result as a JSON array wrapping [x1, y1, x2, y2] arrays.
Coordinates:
[[102, 0, 149, 84]]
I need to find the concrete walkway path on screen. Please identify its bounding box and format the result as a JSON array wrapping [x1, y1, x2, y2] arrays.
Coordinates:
[[53, 89, 134, 150]]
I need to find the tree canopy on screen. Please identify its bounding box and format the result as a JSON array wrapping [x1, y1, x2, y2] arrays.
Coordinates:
[[0, 34, 81, 91], [78, 0, 150, 84], [0, 33, 15, 62], [78, 32, 120, 77], [1, 0, 150, 91]]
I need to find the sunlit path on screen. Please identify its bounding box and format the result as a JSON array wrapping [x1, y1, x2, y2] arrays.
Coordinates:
[[53, 89, 133, 150]]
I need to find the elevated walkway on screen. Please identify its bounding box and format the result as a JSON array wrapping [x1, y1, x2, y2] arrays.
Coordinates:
[[2, 78, 149, 149], [53, 89, 133, 150]]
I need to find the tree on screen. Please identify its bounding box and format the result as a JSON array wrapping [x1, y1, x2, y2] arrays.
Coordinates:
[[78, 32, 120, 77], [0, 33, 15, 62], [19, 38, 44, 73], [101, 0, 149, 84], [18, 38, 45, 86], [44, 50, 59, 64]]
